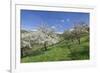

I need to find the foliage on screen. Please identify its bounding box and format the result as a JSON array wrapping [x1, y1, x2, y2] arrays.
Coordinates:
[[21, 24, 59, 57]]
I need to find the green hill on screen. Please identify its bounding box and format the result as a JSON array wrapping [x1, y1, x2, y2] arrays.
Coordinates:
[[21, 34, 89, 63]]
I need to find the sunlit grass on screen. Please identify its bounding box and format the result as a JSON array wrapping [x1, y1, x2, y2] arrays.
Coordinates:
[[21, 35, 89, 63]]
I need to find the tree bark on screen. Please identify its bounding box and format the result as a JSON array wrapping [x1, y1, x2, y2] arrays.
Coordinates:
[[44, 41, 47, 51], [78, 39, 80, 44]]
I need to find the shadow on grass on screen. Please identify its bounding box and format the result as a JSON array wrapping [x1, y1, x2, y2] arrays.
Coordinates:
[[21, 47, 52, 58], [67, 43, 89, 60], [21, 50, 43, 58]]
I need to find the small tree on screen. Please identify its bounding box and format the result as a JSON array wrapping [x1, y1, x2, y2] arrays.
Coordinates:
[[62, 30, 75, 42], [36, 24, 59, 51], [21, 32, 32, 57], [72, 22, 88, 44]]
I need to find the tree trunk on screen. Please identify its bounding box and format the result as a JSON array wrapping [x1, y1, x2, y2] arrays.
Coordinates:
[[44, 41, 47, 51], [78, 39, 80, 44]]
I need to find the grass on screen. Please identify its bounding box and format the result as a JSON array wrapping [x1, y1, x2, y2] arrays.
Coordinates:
[[21, 35, 89, 63]]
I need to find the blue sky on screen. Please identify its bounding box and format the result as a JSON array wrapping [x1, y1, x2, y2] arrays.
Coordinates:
[[21, 9, 89, 32]]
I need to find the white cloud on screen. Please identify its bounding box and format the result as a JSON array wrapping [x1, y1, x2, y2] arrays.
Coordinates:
[[32, 29, 37, 31], [51, 26, 56, 29], [56, 31, 63, 34], [61, 19, 65, 22], [66, 18, 70, 22], [61, 18, 70, 23]]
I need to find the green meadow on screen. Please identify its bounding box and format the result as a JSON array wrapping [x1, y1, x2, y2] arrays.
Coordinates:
[[21, 33, 89, 63]]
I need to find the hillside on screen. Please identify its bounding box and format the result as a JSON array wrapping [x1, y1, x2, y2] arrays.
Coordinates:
[[21, 33, 89, 62]]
